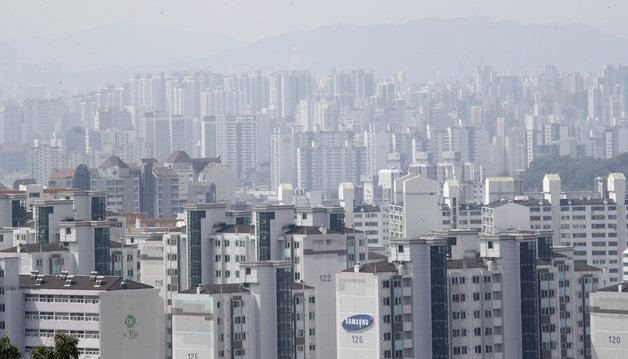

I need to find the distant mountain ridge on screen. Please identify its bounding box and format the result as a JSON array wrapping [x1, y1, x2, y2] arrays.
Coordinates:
[[10, 17, 628, 87], [197, 17, 628, 80]]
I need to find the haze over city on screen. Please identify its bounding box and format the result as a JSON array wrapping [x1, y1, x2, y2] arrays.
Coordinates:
[[1, 2, 628, 359]]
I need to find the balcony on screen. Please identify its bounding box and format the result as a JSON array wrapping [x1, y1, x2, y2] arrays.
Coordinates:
[[403, 321, 412, 332]]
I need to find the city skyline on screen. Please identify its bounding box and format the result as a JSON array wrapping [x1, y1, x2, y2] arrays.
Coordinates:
[[2, 2, 628, 358]]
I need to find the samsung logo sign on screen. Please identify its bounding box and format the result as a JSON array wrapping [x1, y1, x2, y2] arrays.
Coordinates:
[[342, 314, 374, 330]]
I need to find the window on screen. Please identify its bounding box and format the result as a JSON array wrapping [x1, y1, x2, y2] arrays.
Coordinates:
[[398, 245, 404, 253]]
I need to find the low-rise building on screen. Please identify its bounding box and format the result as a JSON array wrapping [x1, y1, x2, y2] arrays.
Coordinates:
[[18, 272, 163, 358]]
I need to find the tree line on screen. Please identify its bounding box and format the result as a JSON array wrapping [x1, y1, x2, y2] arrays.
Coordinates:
[[0, 334, 79, 359], [519, 153, 628, 192]]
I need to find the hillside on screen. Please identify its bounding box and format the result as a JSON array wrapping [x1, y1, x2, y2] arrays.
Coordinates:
[[519, 153, 628, 192]]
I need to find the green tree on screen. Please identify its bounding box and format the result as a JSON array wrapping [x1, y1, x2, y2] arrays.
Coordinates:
[[0, 336, 22, 359], [29, 333, 79, 359], [52, 333, 79, 359], [28, 345, 54, 359]]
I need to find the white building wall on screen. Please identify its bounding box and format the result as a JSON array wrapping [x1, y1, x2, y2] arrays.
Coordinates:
[[100, 288, 164, 358], [336, 272, 383, 359]]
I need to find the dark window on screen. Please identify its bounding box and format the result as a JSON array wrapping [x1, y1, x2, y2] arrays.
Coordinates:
[[520, 241, 539, 358], [276, 267, 293, 359], [91, 196, 106, 220], [430, 245, 448, 359], [187, 210, 206, 287], [256, 212, 275, 261], [35, 206, 54, 243], [94, 227, 110, 275]]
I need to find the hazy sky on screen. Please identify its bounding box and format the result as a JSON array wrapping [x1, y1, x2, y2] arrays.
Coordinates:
[[2, 0, 628, 42]]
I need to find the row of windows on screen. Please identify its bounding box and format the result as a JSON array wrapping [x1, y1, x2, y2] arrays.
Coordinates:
[[453, 345, 493, 355], [451, 274, 495, 286], [26, 347, 99, 356], [295, 345, 316, 351], [214, 239, 246, 247], [24, 295, 99, 304], [561, 206, 616, 212], [215, 255, 246, 262], [216, 270, 240, 278], [25, 312, 99, 321], [382, 280, 403, 288], [354, 213, 378, 218], [215, 333, 246, 342], [25, 329, 99, 338], [383, 350, 405, 358], [530, 216, 553, 221]]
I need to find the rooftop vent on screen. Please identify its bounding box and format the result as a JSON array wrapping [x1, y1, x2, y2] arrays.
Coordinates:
[[30, 270, 39, 279], [89, 271, 98, 281], [57, 271, 69, 280], [120, 279, 127, 289]]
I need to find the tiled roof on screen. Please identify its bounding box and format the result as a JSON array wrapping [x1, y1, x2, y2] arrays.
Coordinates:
[[215, 224, 254, 234], [285, 226, 339, 235], [49, 168, 76, 179], [447, 258, 487, 270], [166, 151, 192, 163], [343, 260, 397, 273], [0, 243, 69, 253], [98, 156, 129, 169], [180, 283, 249, 295]]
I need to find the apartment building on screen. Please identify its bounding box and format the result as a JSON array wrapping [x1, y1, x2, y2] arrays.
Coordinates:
[[18, 272, 163, 358]]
